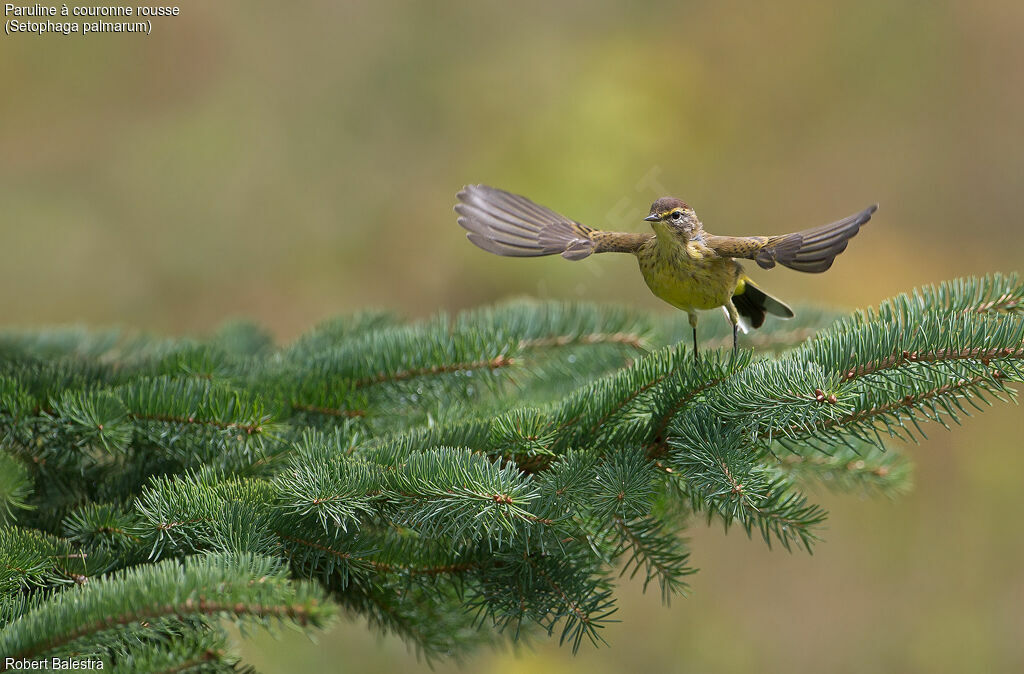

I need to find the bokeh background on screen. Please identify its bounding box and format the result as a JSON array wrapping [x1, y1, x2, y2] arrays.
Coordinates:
[[3, 1, 1023, 672]]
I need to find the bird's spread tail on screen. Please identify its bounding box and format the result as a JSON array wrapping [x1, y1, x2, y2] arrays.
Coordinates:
[[732, 277, 794, 329]]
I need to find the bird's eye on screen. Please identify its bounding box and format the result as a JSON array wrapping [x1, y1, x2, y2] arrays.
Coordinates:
[[670, 211, 682, 220]]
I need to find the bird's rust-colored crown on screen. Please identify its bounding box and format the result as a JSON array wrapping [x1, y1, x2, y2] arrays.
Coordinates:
[[648, 197, 691, 216]]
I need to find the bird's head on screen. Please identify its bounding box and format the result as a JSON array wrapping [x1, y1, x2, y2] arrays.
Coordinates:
[[645, 197, 700, 239]]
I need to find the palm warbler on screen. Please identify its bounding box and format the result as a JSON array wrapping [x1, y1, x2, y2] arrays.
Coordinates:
[[455, 185, 876, 358]]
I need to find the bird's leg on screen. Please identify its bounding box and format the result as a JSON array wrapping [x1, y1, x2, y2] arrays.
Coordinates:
[[725, 302, 741, 357], [688, 312, 699, 364]]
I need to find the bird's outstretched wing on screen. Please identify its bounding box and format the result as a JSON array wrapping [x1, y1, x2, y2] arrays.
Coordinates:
[[704, 204, 877, 273], [456, 184, 651, 261]]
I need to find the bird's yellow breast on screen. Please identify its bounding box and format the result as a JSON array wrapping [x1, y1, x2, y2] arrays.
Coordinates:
[[635, 236, 740, 312]]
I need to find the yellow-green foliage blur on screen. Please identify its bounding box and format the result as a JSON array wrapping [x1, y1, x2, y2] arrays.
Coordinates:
[[3, 2, 1023, 672]]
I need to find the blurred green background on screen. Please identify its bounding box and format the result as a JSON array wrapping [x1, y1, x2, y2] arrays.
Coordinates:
[[3, 1, 1023, 671]]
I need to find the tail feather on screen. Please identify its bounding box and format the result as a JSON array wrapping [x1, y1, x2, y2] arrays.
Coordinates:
[[732, 278, 793, 329]]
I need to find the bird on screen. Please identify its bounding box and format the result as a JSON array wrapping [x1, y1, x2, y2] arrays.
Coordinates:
[[454, 184, 876, 360]]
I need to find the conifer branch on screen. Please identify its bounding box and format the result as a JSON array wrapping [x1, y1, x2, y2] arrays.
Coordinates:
[[520, 332, 647, 350], [0, 273, 1019, 665], [612, 515, 695, 603], [289, 403, 366, 418], [0, 553, 333, 665], [700, 326, 821, 352], [352, 355, 515, 389], [840, 346, 1023, 382]]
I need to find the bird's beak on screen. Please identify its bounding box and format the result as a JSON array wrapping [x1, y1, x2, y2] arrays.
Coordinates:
[[643, 214, 660, 222]]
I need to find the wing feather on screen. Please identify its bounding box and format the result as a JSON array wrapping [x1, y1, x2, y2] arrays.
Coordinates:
[[456, 184, 650, 259], [705, 205, 877, 273]]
